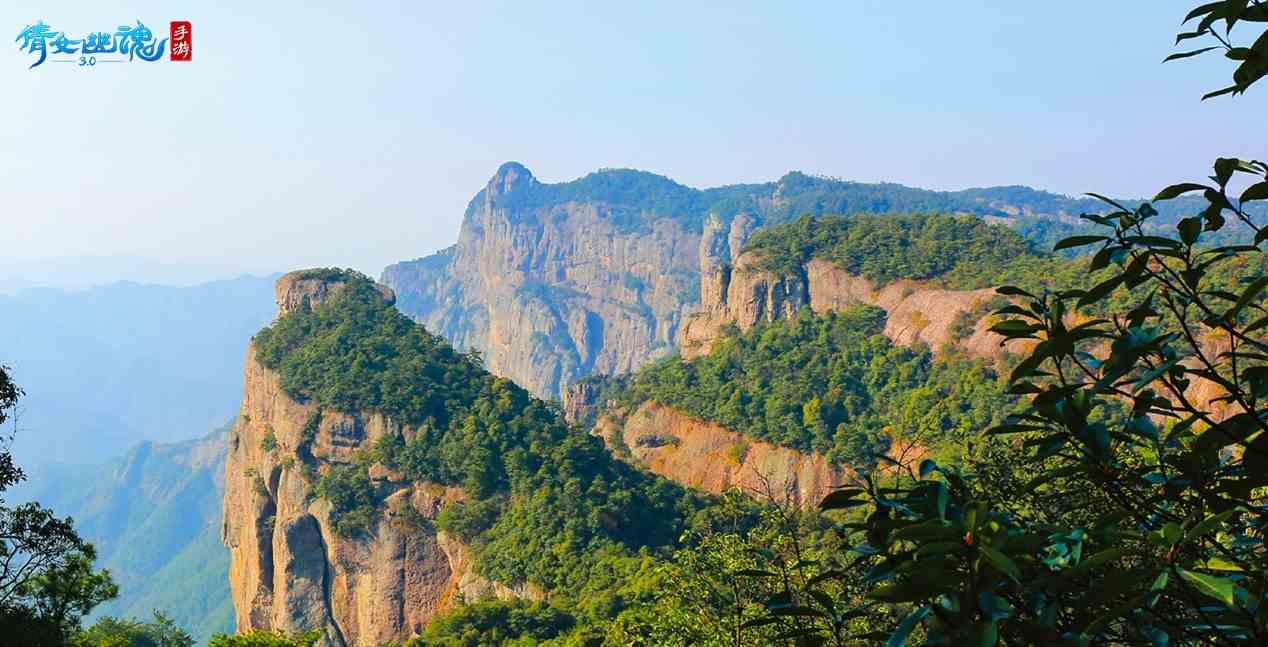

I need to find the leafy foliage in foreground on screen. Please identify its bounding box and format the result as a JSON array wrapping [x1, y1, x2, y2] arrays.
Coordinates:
[[0, 365, 121, 646], [621, 306, 1015, 465], [737, 162, 1268, 644]]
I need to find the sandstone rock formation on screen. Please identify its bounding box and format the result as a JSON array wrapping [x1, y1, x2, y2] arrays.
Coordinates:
[[222, 272, 507, 647], [594, 401, 856, 509], [382, 163, 710, 401], [680, 252, 1010, 361]]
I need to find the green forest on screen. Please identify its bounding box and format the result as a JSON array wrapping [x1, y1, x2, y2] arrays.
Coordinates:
[[619, 306, 1014, 465]]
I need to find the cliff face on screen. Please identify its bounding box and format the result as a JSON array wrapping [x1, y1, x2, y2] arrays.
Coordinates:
[[382, 163, 709, 401], [381, 165, 1254, 401], [594, 402, 854, 509], [222, 273, 504, 647], [681, 252, 1008, 360]]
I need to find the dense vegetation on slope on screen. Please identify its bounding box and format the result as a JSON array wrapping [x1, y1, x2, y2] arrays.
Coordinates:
[[743, 213, 1076, 288], [622, 306, 1015, 465], [252, 275, 726, 635]]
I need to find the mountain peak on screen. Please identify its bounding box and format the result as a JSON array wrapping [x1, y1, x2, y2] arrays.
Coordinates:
[[489, 161, 536, 195], [274, 269, 393, 315]]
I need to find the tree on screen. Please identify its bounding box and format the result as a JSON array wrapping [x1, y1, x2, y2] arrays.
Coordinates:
[[742, 4, 1268, 644], [206, 631, 319, 647], [74, 611, 194, 647], [0, 364, 118, 646]]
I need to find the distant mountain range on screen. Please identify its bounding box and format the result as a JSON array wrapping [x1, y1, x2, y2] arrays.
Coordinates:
[[0, 274, 278, 467], [21, 425, 231, 644], [0, 256, 268, 296]]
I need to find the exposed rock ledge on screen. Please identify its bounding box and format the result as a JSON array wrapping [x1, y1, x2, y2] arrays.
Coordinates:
[[595, 401, 856, 508], [680, 253, 1014, 361]]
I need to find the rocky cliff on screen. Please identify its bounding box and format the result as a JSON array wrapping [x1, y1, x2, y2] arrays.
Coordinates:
[[222, 272, 509, 647], [680, 252, 1009, 360], [382, 163, 714, 401], [594, 402, 855, 509], [382, 165, 1142, 401]]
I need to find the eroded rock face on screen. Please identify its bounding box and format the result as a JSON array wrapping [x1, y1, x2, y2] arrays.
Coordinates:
[[223, 275, 498, 647], [382, 163, 709, 400], [274, 271, 395, 316], [681, 252, 1010, 360], [595, 402, 855, 508]]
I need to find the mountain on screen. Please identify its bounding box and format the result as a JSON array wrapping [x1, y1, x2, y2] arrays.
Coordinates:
[[23, 426, 232, 644], [0, 256, 260, 296], [223, 270, 710, 645], [381, 163, 1240, 401], [226, 257, 1031, 643], [0, 274, 278, 467]]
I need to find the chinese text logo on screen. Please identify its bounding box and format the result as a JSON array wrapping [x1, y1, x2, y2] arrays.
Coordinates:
[[15, 20, 191, 69]]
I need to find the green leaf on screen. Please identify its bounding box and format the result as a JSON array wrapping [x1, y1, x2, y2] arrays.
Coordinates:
[[1164, 46, 1219, 61], [995, 285, 1036, 299], [919, 458, 937, 478], [1133, 358, 1181, 393], [769, 605, 826, 618], [978, 545, 1022, 583], [1053, 235, 1109, 251], [1085, 193, 1131, 212], [1204, 557, 1244, 572], [1154, 183, 1209, 201], [1184, 1, 1224, 22], [1077, 274, 1125, 308], [1241, 182, 1268, 202], [887, 606, 929, 647], [1215, 158, 1240, 186], [1202, 84, 1241, 100], [1185, 508, 1239, 542], [1227, 276, 1268, 321], [1178, 569, 1236, 606], [989, 320, 1041, 336], [819, 488, 867, 510], [1178, 216, 1203, 245]]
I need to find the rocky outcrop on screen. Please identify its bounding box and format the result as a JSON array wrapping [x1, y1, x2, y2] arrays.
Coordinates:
[[595, 401, 855, 508], [223, 273, 507, 647], [681, 252, 1008, 360], [275, 272, 394, 315], [382, 163, 709, 401]]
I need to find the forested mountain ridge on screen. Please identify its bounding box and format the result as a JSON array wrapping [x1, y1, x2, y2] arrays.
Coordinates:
[[21, 425, 233, 644], [382, 163, 1254, 402], [225, 269, 725, 645]]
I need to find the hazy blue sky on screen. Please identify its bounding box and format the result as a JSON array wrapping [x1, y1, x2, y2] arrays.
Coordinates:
[[2, 1, 1263, 281]]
